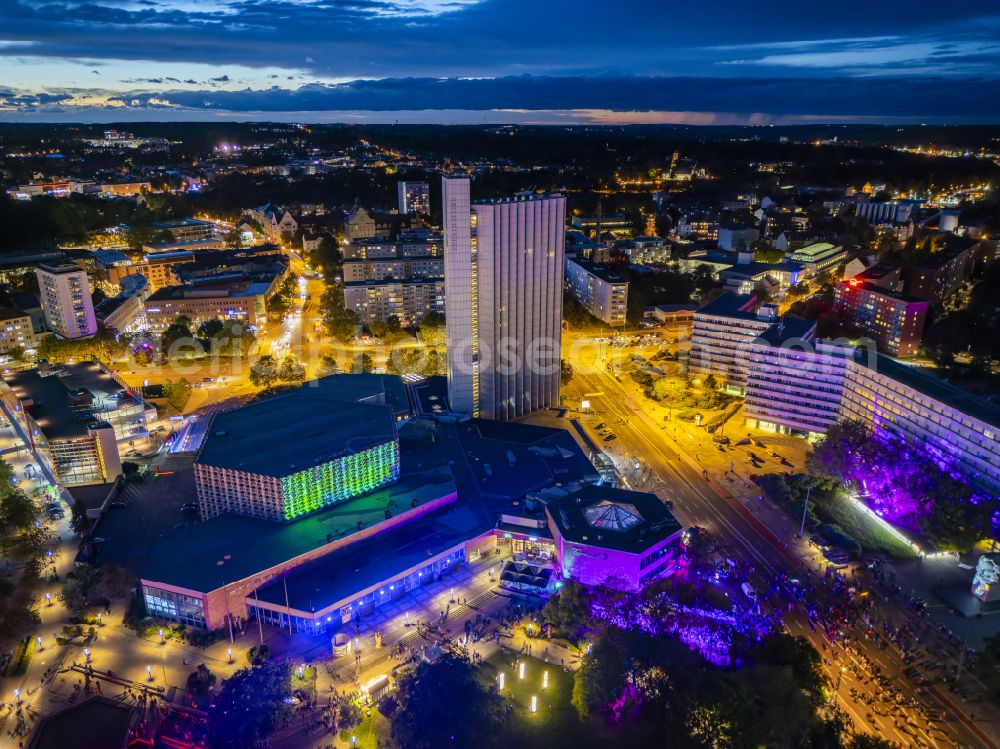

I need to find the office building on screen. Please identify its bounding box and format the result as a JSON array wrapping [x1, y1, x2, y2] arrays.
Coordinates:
[[144, 274, 280, 332], [0, 363, 156, 486], [689, 293, 777, 394], [194, 390, 400, 522], [833, 280, 928, 356], [91, 250, 136, 295], [443, 176, 566, 420], [397, 181, 431, 216], [564, 257, 628, 326], [35, 263, 97, 339]]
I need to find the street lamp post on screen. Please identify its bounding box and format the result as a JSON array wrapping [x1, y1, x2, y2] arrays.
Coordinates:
[[797, 486, 812, 538]]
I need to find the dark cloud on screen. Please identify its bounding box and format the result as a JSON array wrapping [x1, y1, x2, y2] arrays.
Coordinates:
[[95, 74, 1000, 120], [0, 0, 998, 120]]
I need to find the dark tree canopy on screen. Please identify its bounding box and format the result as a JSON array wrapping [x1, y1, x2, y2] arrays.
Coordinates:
[[390, 652, 504, 749]]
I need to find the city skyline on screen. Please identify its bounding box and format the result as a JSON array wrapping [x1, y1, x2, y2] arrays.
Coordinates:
[[1, 0, 999, 123]]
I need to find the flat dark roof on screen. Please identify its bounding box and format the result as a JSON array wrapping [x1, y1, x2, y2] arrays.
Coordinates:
[[142, 467, 456, 593], [305, 373, 410, 416], [458, 419, 600, 501], [28, 697, 133, 749], [755, 315, 817, 346], [567, 257, 628, 284], [546, 485, 682, 554], [196, 390, 396, 477], [868, 355, 1000, 431], [696, 292, 757, 320], [253, 500, 488, 613], [3, 363, 132, 440], [840, 281, 926, 305]]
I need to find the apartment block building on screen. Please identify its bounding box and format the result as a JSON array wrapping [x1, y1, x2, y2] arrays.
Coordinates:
[[745, 337, 850, 438], [564, 257, 628, 326], [833, 280, 928, 356], [689, 293, 777, 394], [343, 279, 444, 326], [727, 313, 1000, 493], [397, 181, 431, 216], [906, 244, 972, 303], [35, 263, 97, 339], [0, 307, 37, 354]]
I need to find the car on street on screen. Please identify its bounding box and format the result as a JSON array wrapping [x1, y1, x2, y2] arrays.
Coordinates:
[[180, 502, 199, 513], [603, 434, 616, 441], [595, 422, 606, 430]]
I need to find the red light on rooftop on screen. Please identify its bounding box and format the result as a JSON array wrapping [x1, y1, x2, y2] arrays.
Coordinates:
[[847, 278, 861, 288]]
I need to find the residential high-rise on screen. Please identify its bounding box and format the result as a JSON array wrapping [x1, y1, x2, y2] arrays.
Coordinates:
[[35, 263, 97, 339], [443, 175, 566, 420], [833, 280, 928, 356], [564, 257, 628, 326], [397, 181, 431, 216]]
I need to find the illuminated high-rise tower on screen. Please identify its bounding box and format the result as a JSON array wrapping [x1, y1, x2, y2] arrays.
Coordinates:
[[442, 175, 566, 421]]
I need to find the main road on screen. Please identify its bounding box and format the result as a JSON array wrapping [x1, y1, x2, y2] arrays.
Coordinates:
[[562, 364, 997, 749]]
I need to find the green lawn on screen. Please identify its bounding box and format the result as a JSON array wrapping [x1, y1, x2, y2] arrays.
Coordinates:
[[817, 494, 918, 560], [481, 652, 612, 749]]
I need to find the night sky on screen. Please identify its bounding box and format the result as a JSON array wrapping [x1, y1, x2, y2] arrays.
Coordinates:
[[1, 0, 999, 123]]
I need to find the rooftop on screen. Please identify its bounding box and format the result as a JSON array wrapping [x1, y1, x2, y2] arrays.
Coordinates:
[[789, 242, 840, 258], [0, 306, 29, 322], [252, 499, 487, 614], [3, 362, 138, 440], [146, 276, 274, 302], [695, 292, 758, 320], [566, 257, 628, 284], [142, 467, 456, 593], [36, 262, 84, 276], [150, 217, 214, 229], [754, 315, 818, 346], [457, 419, 600, 502], [27, 696, 134, 749], [865, 355, 1000, 432], [196, 390, 396, 477], [839, 280, 926, 305], [305, 373, 410, 417], [545, 485, 682, 554], [722, 260, 803, 278]]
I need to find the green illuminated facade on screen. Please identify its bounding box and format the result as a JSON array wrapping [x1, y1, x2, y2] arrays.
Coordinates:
[[282, 440, 400, 520]]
